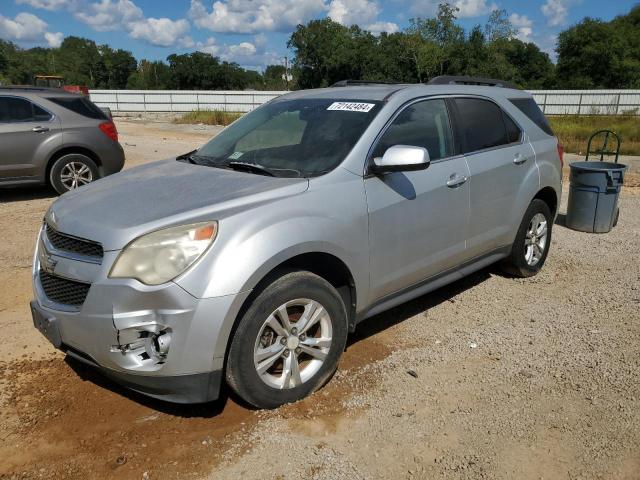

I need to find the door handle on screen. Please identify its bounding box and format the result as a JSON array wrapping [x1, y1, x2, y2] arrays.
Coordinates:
[[513, 153, 527, 165], [446, 174, 468, 188], [32, 126, 50, 133]]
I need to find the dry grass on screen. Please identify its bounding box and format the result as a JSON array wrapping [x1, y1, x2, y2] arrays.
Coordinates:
[[174, 110, 243, 126], [549, 115, 639, 156]]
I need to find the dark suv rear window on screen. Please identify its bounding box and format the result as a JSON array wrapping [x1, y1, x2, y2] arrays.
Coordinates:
[[46, 96, 107, 120], [509, 98, 553, 136]]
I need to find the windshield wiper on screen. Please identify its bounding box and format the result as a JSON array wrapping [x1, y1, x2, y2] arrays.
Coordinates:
[[227, 161, 276, 177]]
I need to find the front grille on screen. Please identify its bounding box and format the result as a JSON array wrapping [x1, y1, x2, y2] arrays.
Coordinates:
[[45, 223, 103, 260], [39, 270, 91, 306]]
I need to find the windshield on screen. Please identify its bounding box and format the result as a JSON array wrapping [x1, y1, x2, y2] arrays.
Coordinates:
[[194, 98, 382, 177]]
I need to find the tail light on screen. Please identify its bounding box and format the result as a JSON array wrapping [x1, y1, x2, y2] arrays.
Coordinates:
[[556, 140, 564, 169], [99, 121, 118, 142]]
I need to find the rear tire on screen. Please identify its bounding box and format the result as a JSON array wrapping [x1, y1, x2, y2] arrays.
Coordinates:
[[501, 199, 553, 278], [50, 153, 99, 195], [226, 271, 348, 409]]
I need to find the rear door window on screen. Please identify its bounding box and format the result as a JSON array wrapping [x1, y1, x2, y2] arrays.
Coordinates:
[[0, 96, 53, 122], [46, 96, 107, 120], [373, 99, 454, 161], [503, 112, 522, 143], [452, 98, 511, 153]]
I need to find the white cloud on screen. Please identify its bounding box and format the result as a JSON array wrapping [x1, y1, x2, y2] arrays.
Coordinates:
[[196, 37, 281, 68], [541, 0, 568, 27], [44, 31, 64, 47], [454, 0, 496, 18], [367, 21, 399, 34], [0, 12, 64, 46], [188, 0, 327, 33], [127, 17, 191, 47], [410, 0, 496, 18], [73, 0, 143, 32], [328, 0, 379, 26], [16, 0, 75, 10], [509, 13, 533, 42]]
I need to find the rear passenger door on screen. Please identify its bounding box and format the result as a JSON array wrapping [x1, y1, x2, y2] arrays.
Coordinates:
[[449, 97, 537, 258], [0, 96, 59, 180]]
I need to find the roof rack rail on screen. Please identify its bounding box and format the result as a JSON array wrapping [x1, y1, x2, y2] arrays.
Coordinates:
[[427, 75, 519, 89], [0, 85, 65, 92], [331, 79, 399, 87]]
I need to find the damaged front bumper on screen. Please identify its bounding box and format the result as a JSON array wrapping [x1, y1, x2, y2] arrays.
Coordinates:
[[31, 228, 248, 403]]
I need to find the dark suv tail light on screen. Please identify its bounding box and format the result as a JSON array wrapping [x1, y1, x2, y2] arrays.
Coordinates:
[[99, 121, 118, 142], [556, 141, 564, 169]]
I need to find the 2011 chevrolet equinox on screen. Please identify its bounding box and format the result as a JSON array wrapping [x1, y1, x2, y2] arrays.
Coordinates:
[[31, 77, 562, 408]]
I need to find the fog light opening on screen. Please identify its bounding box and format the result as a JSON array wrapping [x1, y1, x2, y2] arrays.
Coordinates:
[[150, 331, 171, 359]]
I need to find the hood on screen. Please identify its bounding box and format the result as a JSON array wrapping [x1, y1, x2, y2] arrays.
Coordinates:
[[46, 159, 309, 251]]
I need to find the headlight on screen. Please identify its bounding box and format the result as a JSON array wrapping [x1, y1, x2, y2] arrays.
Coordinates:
[[109, 221, 218, 285]]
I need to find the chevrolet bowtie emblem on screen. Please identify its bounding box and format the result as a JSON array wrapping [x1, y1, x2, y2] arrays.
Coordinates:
[[41, 250, 58, 274]]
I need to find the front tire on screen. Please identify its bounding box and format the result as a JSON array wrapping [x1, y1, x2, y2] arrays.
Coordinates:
[[226, 271, 348, 409], [501, 199, 553, 278], [50, 153, 99, 195]]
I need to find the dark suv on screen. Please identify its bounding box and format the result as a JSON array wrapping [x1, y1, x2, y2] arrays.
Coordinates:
[[0, 87, 124, 194]]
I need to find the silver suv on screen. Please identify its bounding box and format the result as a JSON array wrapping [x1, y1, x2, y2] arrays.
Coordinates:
[[0, 87, 124, 194], [31, 77, 562, 408]]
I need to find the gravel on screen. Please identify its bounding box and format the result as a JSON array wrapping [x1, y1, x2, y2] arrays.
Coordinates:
[[0, 120, 638, 480]]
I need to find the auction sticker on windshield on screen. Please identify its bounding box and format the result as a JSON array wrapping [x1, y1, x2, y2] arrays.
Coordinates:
[[327, 102, 375, 112]]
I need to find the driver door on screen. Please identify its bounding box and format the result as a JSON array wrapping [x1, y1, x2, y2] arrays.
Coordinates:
[[364, 98, 471, 301]]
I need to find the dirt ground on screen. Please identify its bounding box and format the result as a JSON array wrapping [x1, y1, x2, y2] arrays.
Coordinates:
[[0, 120, 638, 480]]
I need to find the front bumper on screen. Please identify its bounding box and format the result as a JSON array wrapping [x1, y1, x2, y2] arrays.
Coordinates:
[[31, 225, 250, 403]]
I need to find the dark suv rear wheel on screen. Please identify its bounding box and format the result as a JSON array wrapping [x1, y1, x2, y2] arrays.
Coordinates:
[[50, 153, 99, 195]]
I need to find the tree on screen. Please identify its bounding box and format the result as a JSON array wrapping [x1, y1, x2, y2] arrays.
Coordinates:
[[484, 9, 516, 42], [99, 46, 137, 89], [407, 4, 465, 77], [556, 6, 640, 88], [57, 36, 107, 87], [126, 59, 172, 89], [288, 18, 377, 88]]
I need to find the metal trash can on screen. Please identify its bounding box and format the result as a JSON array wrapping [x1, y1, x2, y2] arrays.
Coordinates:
[[566, 161, 627, 233]]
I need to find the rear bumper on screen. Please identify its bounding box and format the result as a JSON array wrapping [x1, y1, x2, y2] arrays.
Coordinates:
[[100, 141, 125, 176]]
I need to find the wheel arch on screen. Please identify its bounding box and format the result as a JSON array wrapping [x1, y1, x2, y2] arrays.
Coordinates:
[[533, 186, 558, 216], [219, 251, 358, 370], [46, 146, 102, 186]]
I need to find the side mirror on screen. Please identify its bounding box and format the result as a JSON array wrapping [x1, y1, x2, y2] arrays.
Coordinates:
[[372, 145, 430, 174]]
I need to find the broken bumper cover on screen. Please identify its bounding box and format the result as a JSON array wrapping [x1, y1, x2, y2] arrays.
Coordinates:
[[31, 275, 249, 404]]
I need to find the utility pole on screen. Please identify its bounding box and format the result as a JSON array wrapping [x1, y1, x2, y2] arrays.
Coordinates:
[[284, 56, 289, 91]]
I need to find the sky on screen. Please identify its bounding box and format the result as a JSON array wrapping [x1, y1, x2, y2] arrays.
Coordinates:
[[0, 0, 637, 70]]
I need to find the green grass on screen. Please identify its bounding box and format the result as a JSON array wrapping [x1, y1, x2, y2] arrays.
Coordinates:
[[549, 115, 640, 156], [174, 110, 243, 126]]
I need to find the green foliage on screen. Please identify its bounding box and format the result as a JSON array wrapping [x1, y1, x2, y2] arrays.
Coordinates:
[[1, 3, 638, 91], [549, 115, 640, 155], [174, 110, 243, 126], [556, 6, 640, 88], [287, 4, 554, 89], [126, 59, 172, 89]]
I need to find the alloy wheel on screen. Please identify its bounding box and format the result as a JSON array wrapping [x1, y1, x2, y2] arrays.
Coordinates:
[[524, 212, 548, 266], [60, 162, 93, 190], [253, 298, 332, 390]]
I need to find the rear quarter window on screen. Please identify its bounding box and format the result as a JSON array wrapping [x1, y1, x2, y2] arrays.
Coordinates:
[[46, 96, 107, 120], [509, 98, 554, 136]]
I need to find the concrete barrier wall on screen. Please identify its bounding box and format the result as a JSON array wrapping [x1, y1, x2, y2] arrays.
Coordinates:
[[89, 89, 640, 115]]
